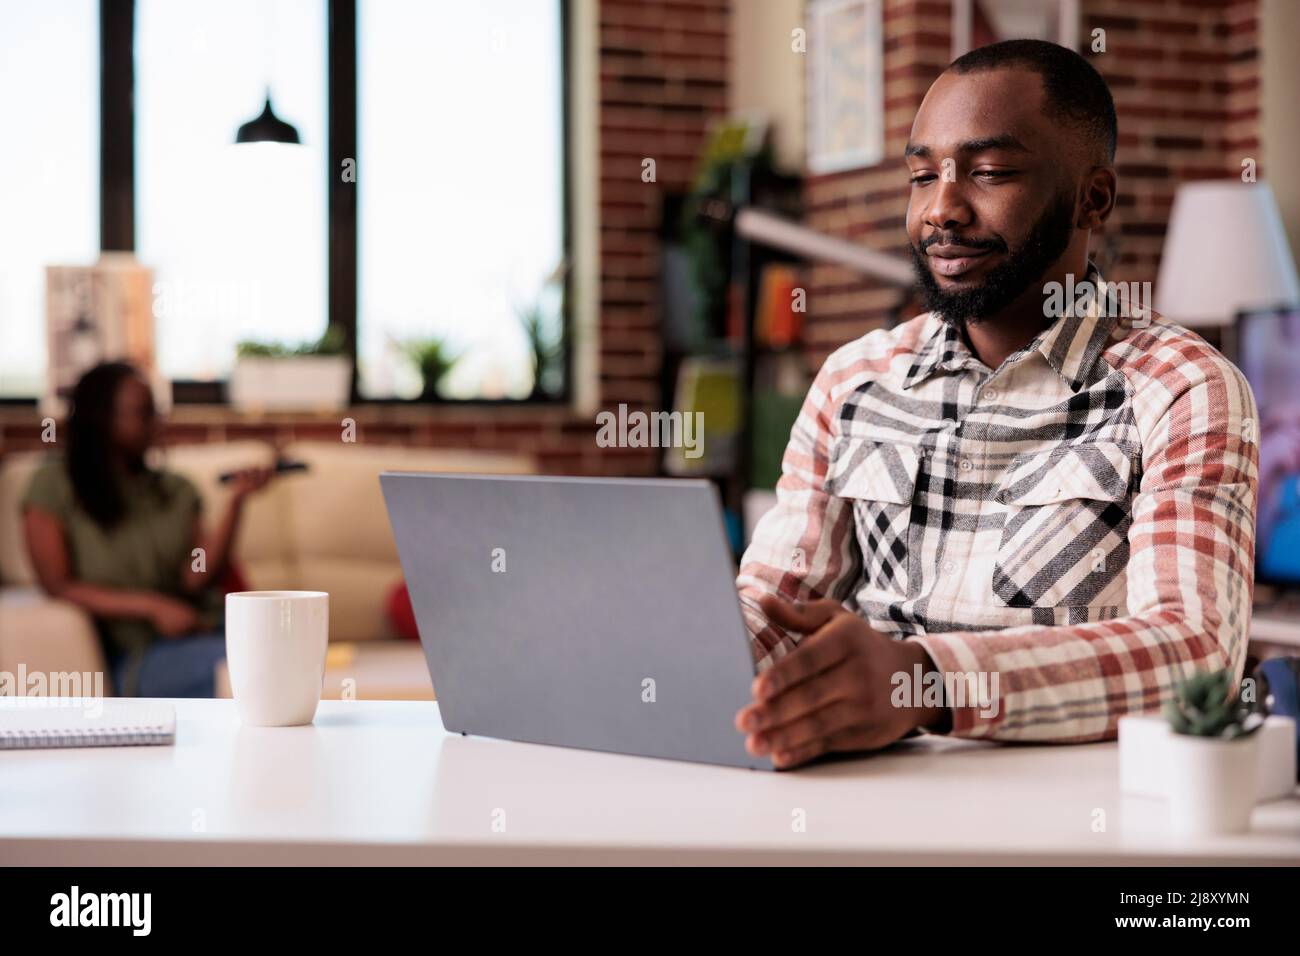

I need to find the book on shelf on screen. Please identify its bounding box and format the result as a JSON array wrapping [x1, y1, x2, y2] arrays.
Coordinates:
[[754, 264, 804, 349]]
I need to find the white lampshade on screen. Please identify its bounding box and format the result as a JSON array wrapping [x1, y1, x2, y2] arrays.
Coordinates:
[[1154, 181, 1300, 328]]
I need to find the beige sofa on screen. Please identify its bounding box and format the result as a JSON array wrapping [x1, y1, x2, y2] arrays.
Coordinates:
[[0, 441, 534, 693]]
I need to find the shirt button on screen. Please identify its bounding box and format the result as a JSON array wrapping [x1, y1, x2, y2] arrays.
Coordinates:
[[959, 459, 973, 472], [942, 560, 957, 574], [984, 388, 998, 401]]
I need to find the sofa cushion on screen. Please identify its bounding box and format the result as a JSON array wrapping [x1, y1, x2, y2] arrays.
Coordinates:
[[277, 441, 535, 563], [0, 588, 111, 693], [294, 558, 403, 642]]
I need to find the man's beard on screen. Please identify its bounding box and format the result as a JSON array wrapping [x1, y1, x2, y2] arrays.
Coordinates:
[[908, 191, 1076, 327]]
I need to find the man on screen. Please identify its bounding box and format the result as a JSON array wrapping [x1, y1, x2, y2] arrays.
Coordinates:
[[734, 39, 1259, 768]]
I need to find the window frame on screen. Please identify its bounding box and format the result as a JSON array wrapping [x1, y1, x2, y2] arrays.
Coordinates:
[[91, 0, 574, 408]]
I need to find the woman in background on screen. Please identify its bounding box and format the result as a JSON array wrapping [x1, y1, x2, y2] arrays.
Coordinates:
[[22, 362, 273, 696]]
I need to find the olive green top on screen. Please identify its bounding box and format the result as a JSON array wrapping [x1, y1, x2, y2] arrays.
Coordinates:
[[20, 456, 221, 665]]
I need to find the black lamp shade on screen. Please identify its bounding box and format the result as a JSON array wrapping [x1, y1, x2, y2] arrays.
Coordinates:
[[235, 96, 300, 145]]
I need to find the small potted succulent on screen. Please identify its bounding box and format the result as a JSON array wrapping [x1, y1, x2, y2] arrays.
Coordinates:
[[1163, 668, 1265, 834]]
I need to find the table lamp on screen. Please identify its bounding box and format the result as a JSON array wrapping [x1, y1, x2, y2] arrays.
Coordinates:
[[1154, 181, 1300, 328]]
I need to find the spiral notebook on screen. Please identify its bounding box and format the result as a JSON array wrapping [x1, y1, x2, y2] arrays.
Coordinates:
[[0, 698, 176, 750]]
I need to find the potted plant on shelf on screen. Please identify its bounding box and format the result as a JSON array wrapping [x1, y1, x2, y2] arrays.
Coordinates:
[[514, 258, 568, 400], [401, 336, 460, 401], [1163, 668, 1265, 835], [517, 300, 563, 400], [230, 325, 351, 412]]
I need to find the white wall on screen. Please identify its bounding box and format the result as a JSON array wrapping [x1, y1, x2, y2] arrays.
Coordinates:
[[1262, 0, 1300, 272], [729, 0, 807, 172]]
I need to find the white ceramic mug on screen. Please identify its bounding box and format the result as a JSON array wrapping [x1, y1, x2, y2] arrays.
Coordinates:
[[225, 591, 329, 727]]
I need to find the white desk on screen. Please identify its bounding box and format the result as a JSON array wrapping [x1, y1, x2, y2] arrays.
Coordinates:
[[3, 698, 1297, 865]]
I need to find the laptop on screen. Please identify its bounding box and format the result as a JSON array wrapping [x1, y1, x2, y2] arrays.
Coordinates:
[[379, 473, 772, 770]]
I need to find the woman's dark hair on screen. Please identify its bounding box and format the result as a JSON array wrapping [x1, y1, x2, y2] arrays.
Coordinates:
[[66, 362, 159, 529]]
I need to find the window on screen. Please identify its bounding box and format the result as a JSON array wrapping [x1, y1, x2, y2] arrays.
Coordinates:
[[356, 0, 566, 399], [6, 0, 568, 403], [135, 0, 327, 382], [0, 1, 99, 398]]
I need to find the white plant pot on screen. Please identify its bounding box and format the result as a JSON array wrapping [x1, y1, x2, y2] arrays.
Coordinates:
[[229, 356, 352, 412], [1165, 731, 1260, 835]]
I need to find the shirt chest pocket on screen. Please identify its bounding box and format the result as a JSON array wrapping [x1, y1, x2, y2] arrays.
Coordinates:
[[992, 441, 1135, 608], [825, 437, 923, 596]]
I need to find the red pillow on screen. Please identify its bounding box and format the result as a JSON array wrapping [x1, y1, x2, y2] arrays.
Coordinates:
[[387, 581, 420, 640]]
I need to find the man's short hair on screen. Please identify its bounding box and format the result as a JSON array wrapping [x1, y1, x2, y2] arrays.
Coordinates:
[[947, 39, 1118, 165]]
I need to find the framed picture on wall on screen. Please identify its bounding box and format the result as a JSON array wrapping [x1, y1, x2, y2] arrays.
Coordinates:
[[807, 0, 884, 175], [951, 0, 1081, 58], [43, 254, 162, 416]]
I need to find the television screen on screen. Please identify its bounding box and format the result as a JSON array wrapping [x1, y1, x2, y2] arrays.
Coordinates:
[[1235, 307, 1300, 586]]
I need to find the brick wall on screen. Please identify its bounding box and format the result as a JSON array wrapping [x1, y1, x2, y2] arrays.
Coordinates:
[[0, 0, 733, 478], [594, 0, 731, 471], [800, 0, 1262, 369]]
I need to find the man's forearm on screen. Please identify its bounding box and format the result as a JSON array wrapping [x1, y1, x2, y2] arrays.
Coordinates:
[[910, 608, 1242, 742]]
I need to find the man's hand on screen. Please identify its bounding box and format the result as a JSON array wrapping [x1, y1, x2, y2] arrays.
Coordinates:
[[734, 594, 947, 769]]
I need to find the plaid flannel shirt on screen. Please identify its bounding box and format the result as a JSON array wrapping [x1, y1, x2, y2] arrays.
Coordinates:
[[737, 267, 1259, 742]]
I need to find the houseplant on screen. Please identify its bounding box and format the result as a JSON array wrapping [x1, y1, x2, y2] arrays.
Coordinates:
[[513, 258, 568, 400], [1163, 668, 1265, 834], [401, 336, 460, 401], [230, 325, 351, 412], [516, 300, 563, 399]]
